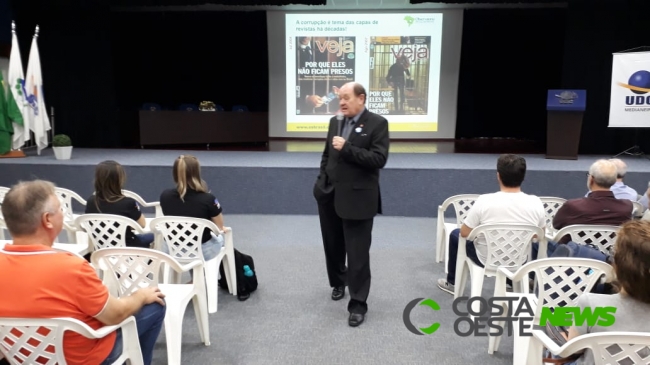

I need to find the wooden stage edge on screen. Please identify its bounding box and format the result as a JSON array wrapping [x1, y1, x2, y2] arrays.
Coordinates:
[[0, 150, 26, 158]]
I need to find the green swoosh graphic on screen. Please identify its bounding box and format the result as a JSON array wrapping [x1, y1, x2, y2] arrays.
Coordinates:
[[419, 299, 441, 334]]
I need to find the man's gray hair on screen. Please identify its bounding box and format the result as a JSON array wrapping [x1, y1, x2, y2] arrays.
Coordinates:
[[1, 180, 58, 236], [589, 159, 618, 188], [609, 158, 627, 178]]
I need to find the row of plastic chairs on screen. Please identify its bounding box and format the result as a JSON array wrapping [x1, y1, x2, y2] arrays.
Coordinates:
[[0, 245, 210, 365], [434, 194, 650, 364], [142, 103, 249, 112], [0, 185, 233, 364]]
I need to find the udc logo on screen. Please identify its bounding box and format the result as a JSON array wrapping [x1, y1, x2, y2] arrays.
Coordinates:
[[619, 70, 650, 106], [402, 298, 440, 335], [625, 70, 650, 94]]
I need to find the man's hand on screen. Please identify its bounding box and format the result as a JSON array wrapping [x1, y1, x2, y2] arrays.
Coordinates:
[[332, 136, 346, 151], [306, 95, 324, 108], [138, 286, 166, 306]]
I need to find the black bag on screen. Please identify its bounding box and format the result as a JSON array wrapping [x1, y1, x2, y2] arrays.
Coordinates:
[[542, 321, 582, 364], [218, 248, 258, 300]]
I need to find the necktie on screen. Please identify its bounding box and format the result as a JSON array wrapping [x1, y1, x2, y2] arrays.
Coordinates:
[[342, 119, 355, 139]]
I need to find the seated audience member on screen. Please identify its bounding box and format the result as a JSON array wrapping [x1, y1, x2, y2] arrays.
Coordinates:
[[0, 180, 166, 365], [585, 159, 638, 202], [85, 160, 154, 248], [561, 220, 650, 365], [437, 154, 546, 294], [159, 155, 226, 261], [538, 159, 633, 261]]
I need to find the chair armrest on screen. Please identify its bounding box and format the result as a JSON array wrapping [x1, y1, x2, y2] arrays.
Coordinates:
[[141, 201, 159, 208], [92, 319, 132, 338], [178, 260, 204, 273]]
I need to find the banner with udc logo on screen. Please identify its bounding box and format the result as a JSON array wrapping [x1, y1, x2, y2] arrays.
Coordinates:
[[609, 51, 650, 127]]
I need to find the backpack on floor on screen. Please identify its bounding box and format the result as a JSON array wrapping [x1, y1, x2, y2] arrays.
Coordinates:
[[219, 248, 258, 298]]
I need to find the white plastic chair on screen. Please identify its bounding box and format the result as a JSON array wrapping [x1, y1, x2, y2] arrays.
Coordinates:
[[150, 216, 236, 314], [54, 187, 87, 243], [632, 200, 644, 218], [0, 217, 6, 242], [436, 194, 479, 271], [122, 190, 163, 230], [91, 247, 210, 365], [0, 316, 143, 365], [529, 330, 650, 365], [552, 225, 620, 256], [488, 258, 615, 364], [0, 187, 10, 240], [539, 197, 566, 239], [75, 214, 145, 252], [453, 224, 546, 313]]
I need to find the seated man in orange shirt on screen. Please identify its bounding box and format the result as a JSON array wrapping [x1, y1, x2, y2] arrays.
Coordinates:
[[0, 180, 166, 365]]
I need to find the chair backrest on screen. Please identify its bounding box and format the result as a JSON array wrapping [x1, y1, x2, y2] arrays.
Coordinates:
[[54, 187, 87, 223], [535, 331, 650, 365], [142, 103, 161, 111], [149, 216, 221, 262], [232, 104, 248, 112], [440, 194, 480, 225], [553, 225, 620, 256], [178, 103, 198, 112], [539, 197, 566, 236], [0, 186, 9, 204], [75, 214, 144, 251], [0, 317, 97, 365], [91, 247, 187, 297], [468, 223, 543, 270], [513, 258, 614, 318], [632, 201, 644, 218]]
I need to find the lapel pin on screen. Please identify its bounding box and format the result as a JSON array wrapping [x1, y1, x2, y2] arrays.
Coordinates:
[[355, 127, 362, 133]]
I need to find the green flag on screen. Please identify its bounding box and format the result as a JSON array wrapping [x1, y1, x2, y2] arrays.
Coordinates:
[[0, 73, 13, 155]]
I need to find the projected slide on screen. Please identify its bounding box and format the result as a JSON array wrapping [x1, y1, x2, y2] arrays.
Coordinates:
[[286, 13, 443, 132]]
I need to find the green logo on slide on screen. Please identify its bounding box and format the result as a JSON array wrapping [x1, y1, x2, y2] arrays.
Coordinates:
[[404, 16, 415, 26]]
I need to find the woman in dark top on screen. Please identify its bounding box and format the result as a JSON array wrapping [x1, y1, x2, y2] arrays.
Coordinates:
[[85, 160, 154, 248], [159, 154, 225, 261]]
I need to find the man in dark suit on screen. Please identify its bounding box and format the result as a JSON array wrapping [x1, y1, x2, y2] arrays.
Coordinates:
[[313, 82, 390, 327]]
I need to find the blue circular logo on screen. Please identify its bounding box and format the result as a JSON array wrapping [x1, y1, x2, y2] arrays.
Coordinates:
[[628, 70, 650, 95], [348, 53, 355, 60]]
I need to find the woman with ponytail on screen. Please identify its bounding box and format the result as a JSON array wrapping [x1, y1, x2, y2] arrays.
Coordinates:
[[159, 155, 225, 260]]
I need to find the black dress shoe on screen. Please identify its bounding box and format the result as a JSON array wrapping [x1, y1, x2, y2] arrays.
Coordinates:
[[349, 313, 364, 327], [331, 286, 345, 301], [237, 292, 250, 301]]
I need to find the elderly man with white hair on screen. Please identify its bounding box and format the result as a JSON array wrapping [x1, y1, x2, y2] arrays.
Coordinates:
[[534, 159, 633, 262], [608, 158, 640, 201]]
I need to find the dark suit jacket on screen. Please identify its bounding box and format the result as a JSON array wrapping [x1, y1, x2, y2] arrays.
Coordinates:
[[313, 109, 390, 220]]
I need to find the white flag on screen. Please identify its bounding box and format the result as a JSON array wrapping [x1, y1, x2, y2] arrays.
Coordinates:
[[8, 22, 29, 150], [25, 25, 50, 155]]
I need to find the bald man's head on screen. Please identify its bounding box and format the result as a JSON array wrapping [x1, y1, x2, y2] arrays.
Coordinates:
[[2, 180, 62, 237], [338, 82, 367, 117]]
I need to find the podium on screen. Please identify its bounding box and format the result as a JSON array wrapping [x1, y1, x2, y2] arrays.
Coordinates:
[[546, 89, 586, 160]]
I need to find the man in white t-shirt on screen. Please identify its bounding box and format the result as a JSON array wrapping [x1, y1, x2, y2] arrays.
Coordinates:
[[438, 154, 546, 295]]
